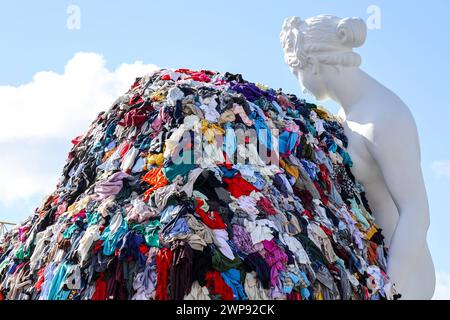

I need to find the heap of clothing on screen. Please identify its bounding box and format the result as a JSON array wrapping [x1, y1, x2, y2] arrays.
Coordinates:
[[0, 68, 398, 300]]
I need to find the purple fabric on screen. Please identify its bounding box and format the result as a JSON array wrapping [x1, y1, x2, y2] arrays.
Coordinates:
[[232, 225, 255, 254], [229, 82, 275, 102], [94, 172, 131, 199], [151, 106, 171, 132], [262, 240, 288, 287]]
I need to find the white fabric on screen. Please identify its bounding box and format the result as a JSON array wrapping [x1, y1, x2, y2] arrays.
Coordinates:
[[199, 97, 220, 123], [280, 233, 311, 265], [166, 86, 185, 106], [243, 219, 275, 244], [77, 225, 101, 265], [244, 272, 270, 300], [212, 229, 235, 260], [184, 281, 211, 300]]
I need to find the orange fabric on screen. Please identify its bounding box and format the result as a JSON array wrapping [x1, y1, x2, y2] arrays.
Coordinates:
[[142, 167, 169, 201], [102, 147, 117, 163], [280, 158, 299, 180], [367, 241, 378, 265]]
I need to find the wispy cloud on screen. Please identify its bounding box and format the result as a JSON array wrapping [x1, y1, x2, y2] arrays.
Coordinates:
[[432, 161, 450, 179], [433, 272, 450, 300], [0, 52, 158, 206]]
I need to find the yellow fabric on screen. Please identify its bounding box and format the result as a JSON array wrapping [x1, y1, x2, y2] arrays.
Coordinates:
[[316, 290, 324, 300], [315, 106, 332, 121], [255, 83, 270, 91], [201, 120, 225, 144], [146, 153, 164, 168], [150, 90, 166, 102], [280, 159, 299, 181], [365, 225, 379, 240]]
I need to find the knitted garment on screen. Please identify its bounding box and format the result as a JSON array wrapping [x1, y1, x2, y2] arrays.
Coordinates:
[[0, 68, 397, 300]]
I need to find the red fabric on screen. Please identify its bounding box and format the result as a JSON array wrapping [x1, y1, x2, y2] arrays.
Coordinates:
[[71, 135, 83, 146], [185, 73, 211, 83], [72, 209, 86, 222], [155, 248, 173, 300], [174, 68, 211, 82], [257, 197, 278, 215], [34, 267, 46, 291], [205, 271, 234, 300], [161, 74, 171, 80], [302, 210, 314, 220], [94, 240, 104, 253], [130, 79, 141, 90], [129, 93, 144, 107], [287, 291, 302, 300], [138, 244, 149, 255], [313, 181, 329, 206], [195, 199, 227, 229], [320, 225, 333, 238], [123, 108, 148, 127], [223, 174, 258, 198], [91, 273, 107, 300], [318, 164, 332, 192]]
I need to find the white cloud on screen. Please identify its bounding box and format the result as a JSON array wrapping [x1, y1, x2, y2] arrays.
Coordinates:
[[432, 161, 450, 179], [0, 52, 158, 141], [0, 52, 158, 207], [433, 272, 450, 300]]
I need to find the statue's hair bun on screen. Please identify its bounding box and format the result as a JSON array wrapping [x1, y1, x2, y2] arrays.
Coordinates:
[[336, 17, 367, 48]]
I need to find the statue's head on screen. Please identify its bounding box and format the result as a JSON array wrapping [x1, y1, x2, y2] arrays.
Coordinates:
[[280, 15, 367, 100]]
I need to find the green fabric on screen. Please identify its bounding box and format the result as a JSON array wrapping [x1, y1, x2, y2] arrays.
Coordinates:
[[142, 220, 161, 247], [286, 108, 300, 118], [162, 149, 196, 182], [62, 223, 79, 239], [0, 258, 9, 273], [295, 233, 328, 267], [305, 119, 316, 136], [15, 243, 31, 260], [212, 249, 245, 281], [339, 149, 353, 167], [86, 211, 101, 226], [300, 135, 315, 161]]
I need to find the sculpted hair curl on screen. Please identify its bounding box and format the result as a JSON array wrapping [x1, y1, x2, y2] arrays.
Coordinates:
[[280, 15, 367, 71]]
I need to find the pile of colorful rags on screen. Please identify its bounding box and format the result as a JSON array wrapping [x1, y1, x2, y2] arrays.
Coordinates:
[[0, 68, 398, 300]]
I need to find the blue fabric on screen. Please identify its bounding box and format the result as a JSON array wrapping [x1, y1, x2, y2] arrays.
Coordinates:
[[251, 172, 267, 190], [301, 159, 318, 180], [279, 131, 299, 155], [100, 215, 128, 256], [223, 122, 237, 161], [221, 268, 248, 300], [47, 263, 69, 300], [249, 112, 273, 151], [219, 165, 239, 179], [118, 231, 147, 266], [166, 217, 190, 238]]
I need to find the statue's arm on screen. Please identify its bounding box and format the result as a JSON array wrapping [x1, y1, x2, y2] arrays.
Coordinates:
[[367, 108, 430, 293]]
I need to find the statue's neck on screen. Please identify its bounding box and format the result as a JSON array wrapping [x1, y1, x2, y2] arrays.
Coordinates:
[[325, 68, 377, 115]]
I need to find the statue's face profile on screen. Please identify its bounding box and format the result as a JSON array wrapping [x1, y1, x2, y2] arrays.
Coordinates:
[[280, 17, 329, 101], [297, 66, 328, 101]]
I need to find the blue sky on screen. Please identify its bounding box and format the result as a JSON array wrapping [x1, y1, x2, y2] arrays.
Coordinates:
[[0, 0, 449, 298]]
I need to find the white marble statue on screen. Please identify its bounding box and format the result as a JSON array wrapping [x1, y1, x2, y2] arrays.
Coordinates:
[[280, 14, 435, 300]]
